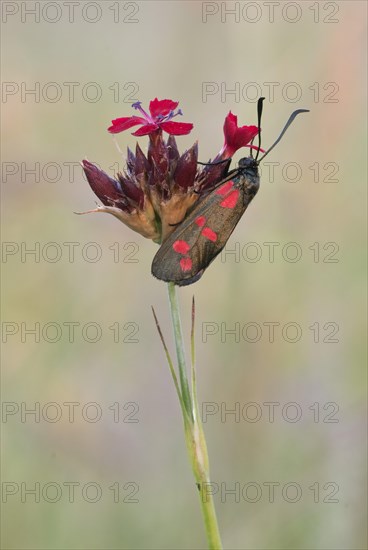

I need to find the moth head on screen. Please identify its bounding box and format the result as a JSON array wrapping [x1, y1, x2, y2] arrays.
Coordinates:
[[238, 156, 258, 169], [238, 156, 259, 179]]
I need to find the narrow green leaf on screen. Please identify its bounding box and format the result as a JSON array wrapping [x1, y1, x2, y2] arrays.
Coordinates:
[[151, 306, 189, 422]]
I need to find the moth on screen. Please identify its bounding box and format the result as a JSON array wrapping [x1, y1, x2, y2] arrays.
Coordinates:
[[152, 99, 309, 286]]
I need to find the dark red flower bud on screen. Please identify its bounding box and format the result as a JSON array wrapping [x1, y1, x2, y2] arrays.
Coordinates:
[[79, 160, 159, 241], [167, 135, 180, 165], [126, 147, 136, 175], [117, 173, 144, 208], [174, 142, 198, 190], [148, 130, 169, 182], [82, 160, 124, 208], [134, 143, 149, 179]]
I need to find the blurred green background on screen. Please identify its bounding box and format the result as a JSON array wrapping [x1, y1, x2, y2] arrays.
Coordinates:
[[1, 1, 367, 549]]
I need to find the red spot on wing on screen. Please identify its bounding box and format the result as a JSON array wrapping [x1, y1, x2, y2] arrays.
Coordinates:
[[215, 180, 233, 196], [173, 240, 190, 254], [195, 216, 206, 227], [201, 227, 217, 242], [220, 189, 240, 209], [180, 257, 192, 272]]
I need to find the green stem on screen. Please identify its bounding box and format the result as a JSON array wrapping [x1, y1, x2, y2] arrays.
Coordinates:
[[199, 487, 223, 550], [186, 421, 223, 550], [166, 282, 223, 550]]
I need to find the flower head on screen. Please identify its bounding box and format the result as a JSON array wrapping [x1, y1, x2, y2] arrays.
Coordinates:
[[108, 98, 194, 137], [80, 99, 262, 243]]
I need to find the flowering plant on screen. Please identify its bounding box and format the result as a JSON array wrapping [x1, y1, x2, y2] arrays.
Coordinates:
[[79, 98, 261, 550], [81, 98, 260, 243]]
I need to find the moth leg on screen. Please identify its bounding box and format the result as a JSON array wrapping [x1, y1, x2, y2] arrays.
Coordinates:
[[168, 219, 185, 227]]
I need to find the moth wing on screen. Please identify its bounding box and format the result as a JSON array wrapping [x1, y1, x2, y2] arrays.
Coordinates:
[[152, 179, 246, 285]]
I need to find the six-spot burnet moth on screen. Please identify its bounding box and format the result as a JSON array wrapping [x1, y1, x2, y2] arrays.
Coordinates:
[[151, 98, 309, 286]]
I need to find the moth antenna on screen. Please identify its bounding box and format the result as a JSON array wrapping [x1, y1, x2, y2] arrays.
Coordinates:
[[258, 109, 310, 163], [254, 97, 265, 162], [218, 167, 240, 180], [197, 158, 231, 166], [194, 165, 240, 195]]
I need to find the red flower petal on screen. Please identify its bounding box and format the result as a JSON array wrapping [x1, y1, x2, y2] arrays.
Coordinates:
[[223, 111, 238, 142], [108, 116, 146, 134], [224, 112, 259, 145], [222, 111, 259, 157], [247, 144, 265, 153], [233, 125, 259, 146], [160, 121, 194, 135], [132, 123, 159, 136], [149, 98, 179, 118]]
